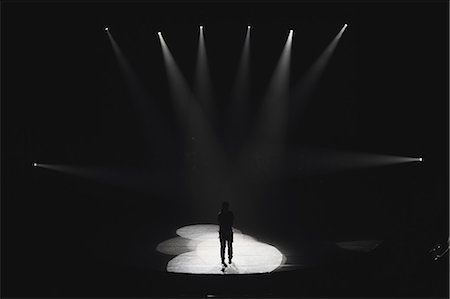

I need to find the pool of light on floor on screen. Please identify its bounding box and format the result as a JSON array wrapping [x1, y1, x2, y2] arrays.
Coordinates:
[[157, 224, 285, 275]]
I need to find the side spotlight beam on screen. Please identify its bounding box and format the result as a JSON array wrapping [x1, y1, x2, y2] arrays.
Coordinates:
[[286, 147, 423, 176], [33, 164, 180, 194]]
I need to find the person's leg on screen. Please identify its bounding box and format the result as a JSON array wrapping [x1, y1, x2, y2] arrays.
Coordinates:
[[220, 238, 226, 264], [228, 240, 233, 263]]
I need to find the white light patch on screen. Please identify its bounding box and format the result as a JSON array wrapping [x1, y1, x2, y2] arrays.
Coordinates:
[[176, 224, 241, 240], [105, 27, 109, 31], [167, 224, 284, 274], [33, 163, 37, 167]]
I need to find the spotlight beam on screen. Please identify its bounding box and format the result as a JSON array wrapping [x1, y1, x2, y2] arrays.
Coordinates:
[[157, 32, 192, 120], [106, 30, 168, 160], [195, 26, 214, 118], [157, 32, 234, 214], [290, 24, 348, 118], [238, 30, 293, 178], [256, 30, 293, 145], [286, 147, 423, 176], [33, 164, 181, 194], [226, 25, 251, 148]]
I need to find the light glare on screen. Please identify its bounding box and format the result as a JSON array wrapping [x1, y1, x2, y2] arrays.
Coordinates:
[[105, 27, 108, 31], [33, 163, 37, 167]]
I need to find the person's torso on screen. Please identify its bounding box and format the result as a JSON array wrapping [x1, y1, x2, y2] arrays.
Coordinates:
[[218, 211, 234, 232]]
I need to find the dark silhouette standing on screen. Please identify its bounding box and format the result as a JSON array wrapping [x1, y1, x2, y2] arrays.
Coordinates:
[[218, 201, 234, 267]]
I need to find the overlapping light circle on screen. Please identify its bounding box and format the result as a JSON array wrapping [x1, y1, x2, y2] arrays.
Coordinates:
[[165, 224, 284, 274]]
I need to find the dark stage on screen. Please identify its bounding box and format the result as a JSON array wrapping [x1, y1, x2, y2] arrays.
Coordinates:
[[2, 1, 449, 298]]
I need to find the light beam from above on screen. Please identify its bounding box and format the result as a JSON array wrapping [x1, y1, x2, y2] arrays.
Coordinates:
[[237, 30, 293, 182], [157, 32, 193, 119], [106, 30, 168, 153], [290, 24, 348, 117], [226, 25, 251, 145], [256, 29, 293, 144], [157, 31, 233, 215], [195, 23, 214, 118]]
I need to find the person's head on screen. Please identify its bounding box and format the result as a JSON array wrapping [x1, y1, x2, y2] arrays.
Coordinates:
[[221, 201, 229, 211]]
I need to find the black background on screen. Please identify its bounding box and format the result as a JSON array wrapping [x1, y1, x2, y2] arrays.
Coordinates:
[[2, 1, 449, 297]]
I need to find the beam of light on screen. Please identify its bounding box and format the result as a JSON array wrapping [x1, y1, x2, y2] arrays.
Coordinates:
[[336, 240, 383, 253], [158, 32, 235, 216], [32, 163, 181, 194], [226, 25, 251, 147], [195, 24, 214, 119], [290, 24, 348, 117], [106, 30, 167, 159], [157, 224, 285, 275], [238, 30, 293, 179], [286, 147, 423, 176], [256, 30, 293, 145], [157, 32, 193, 122]]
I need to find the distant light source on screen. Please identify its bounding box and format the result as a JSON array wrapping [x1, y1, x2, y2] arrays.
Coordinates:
[[33, 163, 37, 167], [290, 29, 294, 34], [248, 25, 251, 29], [105, 27, 109, 31], [200, 25, 203, 29], [158, 31, 162, 36], [419, 157, 423, 162], [344, 23, 348, 27]]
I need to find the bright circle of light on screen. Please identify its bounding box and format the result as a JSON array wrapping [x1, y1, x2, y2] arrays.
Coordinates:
[[176, 224, 241, 241], [168, 224, 284, 274]]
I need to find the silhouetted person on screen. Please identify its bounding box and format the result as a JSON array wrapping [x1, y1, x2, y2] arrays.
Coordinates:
[[218, 201, 234, 266]]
